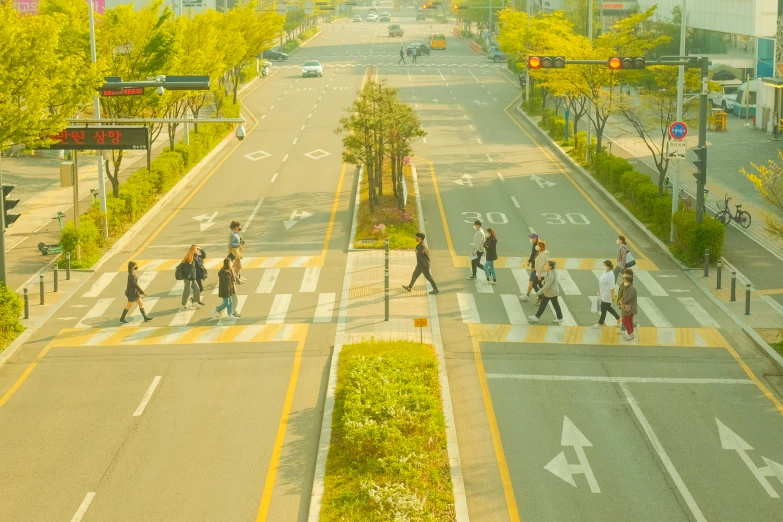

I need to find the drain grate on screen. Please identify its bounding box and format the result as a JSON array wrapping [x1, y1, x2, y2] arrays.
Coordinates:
[[357, 240, 377, 246]]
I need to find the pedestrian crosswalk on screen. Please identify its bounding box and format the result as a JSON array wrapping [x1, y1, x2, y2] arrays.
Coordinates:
[[456, 256, 659, 270], [117, 256, 322, 272]]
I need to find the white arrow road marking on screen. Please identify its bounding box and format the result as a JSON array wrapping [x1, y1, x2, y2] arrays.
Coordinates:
[[473, 99, 488, 105], [716, 418, 783, 498], [530, 174, 556, 189], [283, 210, 313, 230], [544, 416, 600, 493], [452, 174, 473, 187], [193, 212, 219, 232]]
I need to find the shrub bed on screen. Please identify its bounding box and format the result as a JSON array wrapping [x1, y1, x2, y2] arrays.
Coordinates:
[[320, 340, 455, 522], [0, 283, 24, 352], [354, 162, 419, 250], [671, 209, 725, 264], [282, 25, 320, 53]]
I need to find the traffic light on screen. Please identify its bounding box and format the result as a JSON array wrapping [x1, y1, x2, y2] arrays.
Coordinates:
[[607, 57, 646, 70], [2, 185, 20, 228], [692, 146, 707, 185], [527, 56, 565, 69], [452, 3, 467, 9]]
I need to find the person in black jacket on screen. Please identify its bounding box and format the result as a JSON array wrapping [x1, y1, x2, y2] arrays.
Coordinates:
[[402, 232, 439, 295], [120, 261, 152, 323], [211, 258, 235, 319], [483, 228, 498, 284], [180, 245, 203, 310], [194, 247, 208, 292], [520, 233, 539, 301]]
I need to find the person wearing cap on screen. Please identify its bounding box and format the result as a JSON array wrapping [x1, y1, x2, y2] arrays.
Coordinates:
[[520, 233, 539, 301], [228, 221, 246, 283]]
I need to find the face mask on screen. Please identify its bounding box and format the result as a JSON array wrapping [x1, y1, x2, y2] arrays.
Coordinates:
[[474, 225, 479, 230], [624, 282, 630, 287], [616, 240, 621, 245], [530, 239, 534, 244]]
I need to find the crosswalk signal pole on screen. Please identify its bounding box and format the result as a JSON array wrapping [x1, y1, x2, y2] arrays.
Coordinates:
[[695, 56, 709, 224]]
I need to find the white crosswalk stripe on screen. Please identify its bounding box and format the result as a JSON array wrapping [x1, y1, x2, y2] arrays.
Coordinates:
[[83, 273, 118, 298], [475, 277, 494, 294], [556, 270, 581, 295], [635, 271, 669, 297], [256, 269, 280, 293], [512, 269, 530, 295], [169, 280, 184, 296], [124, 298, 160, 327], [550, 298, 577, 326], [457, 293, 481, 324], [638, 297, 672, 328], [218, 295, 248, 326], [170, 307, 196, 327], [501, 294, 527, 325], [299, 267, 321, 292], [504, 257, 523, 268], [267, 294, 292, 324], [677, 297, 720, 328], [313, 293, 336, 322], [76, 298, 115, 328], [137, 271, 157, 291]]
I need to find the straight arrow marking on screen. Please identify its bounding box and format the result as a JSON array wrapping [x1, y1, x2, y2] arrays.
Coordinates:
[[544, 416, 600, 493], [531, 174, 556, 189], [716, 418, 782, 498]]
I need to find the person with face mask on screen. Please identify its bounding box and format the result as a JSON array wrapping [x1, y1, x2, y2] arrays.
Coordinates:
[[532, 239, 548, 305], [520, 233, 539, 301], [528, 260, 563, 323], [593, 259, 621, 329], [619, 275, 638, 340], [468, 219, 485, 279], [483, 228, 498, 284], [120, 261, 152, 324], [614, 235, 631, 282]]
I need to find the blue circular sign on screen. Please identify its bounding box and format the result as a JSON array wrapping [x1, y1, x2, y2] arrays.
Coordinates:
[[669, 121, 688, 140]]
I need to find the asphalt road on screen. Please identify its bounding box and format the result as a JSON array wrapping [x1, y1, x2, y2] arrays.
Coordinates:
[[1, 10, 782, 522]]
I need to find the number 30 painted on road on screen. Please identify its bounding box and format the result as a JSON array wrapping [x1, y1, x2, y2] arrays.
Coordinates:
[[542, 213, 591, 225], [462, 212, 508, 224]]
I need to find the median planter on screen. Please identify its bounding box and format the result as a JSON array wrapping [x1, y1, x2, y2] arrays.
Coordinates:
[[320, 340, 455, 522]]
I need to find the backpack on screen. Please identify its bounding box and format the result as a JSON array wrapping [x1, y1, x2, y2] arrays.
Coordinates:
[[175, 262, 186, 281]]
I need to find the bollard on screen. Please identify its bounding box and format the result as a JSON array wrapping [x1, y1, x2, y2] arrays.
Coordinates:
[[39, 274, 45, 305], [23, 288, 29, 319], [384, 239, 390, 322], [66, 253, 71, 280], [716, 261, 722, 290], [703, 249, 710, 277], [54, 265, 59, 293], [745, 284, 751, 315], [730, 271, 737, 302]]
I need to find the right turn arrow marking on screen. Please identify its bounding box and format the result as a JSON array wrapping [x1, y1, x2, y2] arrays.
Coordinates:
[[716, 418, 783, 498], [544, 415, 601, 493]]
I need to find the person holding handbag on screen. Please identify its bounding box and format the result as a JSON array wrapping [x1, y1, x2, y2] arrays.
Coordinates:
[[619, 275, 638, 340], [228, 221, 246, 283], [593, 260, 622, 329], [533, 240, 549, 306]]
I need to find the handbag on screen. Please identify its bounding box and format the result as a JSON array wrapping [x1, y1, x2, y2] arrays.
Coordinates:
[[620, 302, 632, 313], [625, 250, 636, 268], [590, 295, 602, 314]]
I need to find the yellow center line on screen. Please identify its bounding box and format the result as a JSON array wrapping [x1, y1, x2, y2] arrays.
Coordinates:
[[255, 329, 308, 521], [723, 344, 783, 417], [319, 162, 348, 263], [0, 342, 54, 409], [468, 325, 522, 522]]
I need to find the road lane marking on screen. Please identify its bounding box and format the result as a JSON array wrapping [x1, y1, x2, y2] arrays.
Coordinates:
[[301, 125, 305, 130], [299, 267, 321, 292], [419, 160, 458, 263], [511, 196, 520, 208], [282, 154, 289, 162], [170, 307, 196, 327], [308, 113, 312, 118], [261, 114, 266, 120], [635, 270, 668, 296], [124, 298, 160, 327], [270, 104, 275, 109], [457, 293, 480, 323], [244, 197, 265, 232], [638, 297, 672, 327], [70, 492, 96, 522], [677, 297, 720, 328], [319, 162, 347, 262], [438, 68, 445, 81], [169, 280, 184, 296], [76, 298, 114, 329], [468, 70, 480, 83], [256, 269, 280, 293], [137, 271, 157, 290], [313, 104, 318, 109], [619, 383, 708, 522], [423, 136, 427, 143], [497, 172, 504, 180], [292, 137, 298, 145], [486, 153, 492, 162], [512, 269, 529, 295], [271, 173, 278, 182], [83, 273, 118, 298], [488, 374, 753, 384], [476, 137, 482, 144], [267, 294, 291, 324], [556, 270, 581, 295], [313, 293, 336, 322], [501, 294, 528, 324], [723, 344, 783, 416], [468, 325, 521, 522], [133, 376, 162, 416]]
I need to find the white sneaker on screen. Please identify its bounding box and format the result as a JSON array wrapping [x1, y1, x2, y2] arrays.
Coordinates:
[[591, 323, 603, 329], [232, 312, 241, 318], [490, 280, 497, 285], [527, 315, 539, 323], [625, 333, 636, 341], [553, 317, 563, 323], [211, 309, 218, 320], [239, 277, 247, 283], [192, 302, 203, 309], [181, 305, 192, 311], [520, 294, 529, 301]]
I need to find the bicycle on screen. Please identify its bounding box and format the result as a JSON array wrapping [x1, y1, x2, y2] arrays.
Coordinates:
[[715, 194, 751, 228]]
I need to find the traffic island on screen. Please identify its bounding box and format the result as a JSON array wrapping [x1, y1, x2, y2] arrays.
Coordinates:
[[320, 340, 455, 522]]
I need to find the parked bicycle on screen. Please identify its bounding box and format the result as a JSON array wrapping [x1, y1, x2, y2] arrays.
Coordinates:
[[715, 195, 751, 228]]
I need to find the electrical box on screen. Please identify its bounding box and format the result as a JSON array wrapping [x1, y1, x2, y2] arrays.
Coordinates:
[[60, 161, 73, 188]]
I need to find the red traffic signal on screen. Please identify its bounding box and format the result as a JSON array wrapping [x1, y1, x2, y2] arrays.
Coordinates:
[[527, 56, 565, 69], [607, 57, 645, 70]]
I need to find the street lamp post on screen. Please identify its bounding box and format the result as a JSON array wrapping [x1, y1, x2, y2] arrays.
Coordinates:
[[88, 1, 109, 243], [586, 0, 593, 164]]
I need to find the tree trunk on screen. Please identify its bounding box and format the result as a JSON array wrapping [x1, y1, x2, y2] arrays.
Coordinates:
[[375, 146, 383, 197], [390, 154, 398, 197], [397, 155, 404, 210], [168, 122, 179, 151], [366, 161, 376, 212]]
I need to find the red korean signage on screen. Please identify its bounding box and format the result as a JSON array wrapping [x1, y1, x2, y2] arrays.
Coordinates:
[[14, 0, 104, 16], [47, 127, 148, 151], [100, 86, 145, 97]]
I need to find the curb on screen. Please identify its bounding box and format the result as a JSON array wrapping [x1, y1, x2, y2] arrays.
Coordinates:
[[512, 104, 783, 372], [347, 166, 362, 251]]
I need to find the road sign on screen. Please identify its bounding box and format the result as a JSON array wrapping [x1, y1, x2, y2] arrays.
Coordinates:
[[669, 121, 688, 140], [544, 416, 601, 493], [47, 127, 148, 151], [453, 174, 473, 186], [413, 318, 428, 327], [667, 140, 687, 160]]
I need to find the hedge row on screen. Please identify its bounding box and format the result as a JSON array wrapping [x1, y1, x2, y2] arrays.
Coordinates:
[[282, 25, 320, 54], [59, 106, 239, 269], [0, 283, 24, 352], [539, 109, 573, 142]]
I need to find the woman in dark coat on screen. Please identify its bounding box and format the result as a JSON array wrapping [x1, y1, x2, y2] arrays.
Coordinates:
[[211, 258, 235, 319], [120, 261, 152, 323], [194, 247, 208, 292], [180, 245, 203, 310], [483, 227, 498, 284]]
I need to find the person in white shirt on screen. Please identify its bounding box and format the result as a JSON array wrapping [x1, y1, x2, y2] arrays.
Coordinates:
[[468, 219, 486, 279], [593, 259, 622, 328]]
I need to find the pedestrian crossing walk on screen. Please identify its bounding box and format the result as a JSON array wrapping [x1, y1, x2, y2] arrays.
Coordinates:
[[469, 324, 729, 348], [456, 256, 659, 270], [117, 255, 323, 272], [49, 323, 308, 348]]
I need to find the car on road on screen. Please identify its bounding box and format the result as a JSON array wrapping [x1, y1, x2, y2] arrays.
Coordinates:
[[379, 13, 390, 22], [353, 14, 362, 22], [429, 33, 446, 49], [367, 12, 378, 21], [302, 60, 323, 77], [416, 11, 425, 20], [261, 49, 288, 62], [487, 46, 507, 63], [406, 42, 430, 56], [388, 24, 404, 37]]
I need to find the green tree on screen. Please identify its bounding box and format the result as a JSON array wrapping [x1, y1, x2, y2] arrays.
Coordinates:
[[741, 151, 783, 240]]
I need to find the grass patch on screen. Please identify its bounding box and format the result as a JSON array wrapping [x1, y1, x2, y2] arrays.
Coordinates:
[[321, 340, 455, 522], [354, 163, 419, 249]]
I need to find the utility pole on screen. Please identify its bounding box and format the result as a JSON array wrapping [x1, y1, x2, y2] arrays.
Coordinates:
[[89, 1, 109, 243], [695, 55, 708, 223], [524, 0, 531, 101], [586, 0, 593, 164], [670, 0, 686, 241]]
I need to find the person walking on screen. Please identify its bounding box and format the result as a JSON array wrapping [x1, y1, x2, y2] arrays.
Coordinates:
[[616, 267, 638, 332], [211, 258, 235, 320], [402, 232, 439, 294], [411, 45, 417, 63], [120, 261, 152, 323], [228, 259, 241, 318], [619, 274, 638, 340], [532, 239, 549, 305], [593, 260, 621, 329], [228, 221, 246, 283], [398, 45, 406, 64], [528, 260, 563, 323], [483, 228, 498, 284], [194, 246, 208, 293], [179, 245, 203, 310], [468, 219, 485, 279], [520, 233, 539, 301], [614, 235, 628, 282]]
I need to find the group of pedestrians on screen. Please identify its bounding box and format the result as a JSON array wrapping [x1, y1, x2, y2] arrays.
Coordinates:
[[120, 220, 248, 323], [397, 45, 417, 64]]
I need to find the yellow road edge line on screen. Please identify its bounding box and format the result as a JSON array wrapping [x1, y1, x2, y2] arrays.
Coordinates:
[[0, 342, 54, 409], [255, 328, 309, 521], [723, 344, 783, 417], [469, 324, 522, 522], [320, 162, 348, 263], [501, 94, 658, 271], [418, 158, 459, 265]]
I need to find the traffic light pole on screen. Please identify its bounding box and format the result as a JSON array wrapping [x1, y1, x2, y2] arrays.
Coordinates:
[[696, 55, 708, 224]]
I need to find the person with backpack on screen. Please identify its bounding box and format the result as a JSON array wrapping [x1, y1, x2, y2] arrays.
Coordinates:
[[120, 261, 152, 324], [483, 228, 498, 284], [614, 235, 635, 282], [194, 247, 208, 292], [178, 245, 203, 310], [532, 239, 549, 306], [211, 258, 235, 319], [228, 221, 246, 283], [528, 260, 563, 323]]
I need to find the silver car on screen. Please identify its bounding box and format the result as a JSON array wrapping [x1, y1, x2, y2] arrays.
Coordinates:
[[302, 60, 323, 78]]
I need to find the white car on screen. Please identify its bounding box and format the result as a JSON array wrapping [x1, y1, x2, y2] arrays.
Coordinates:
[[302, 60, 323, 77], [367, 12, 377, 21]]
